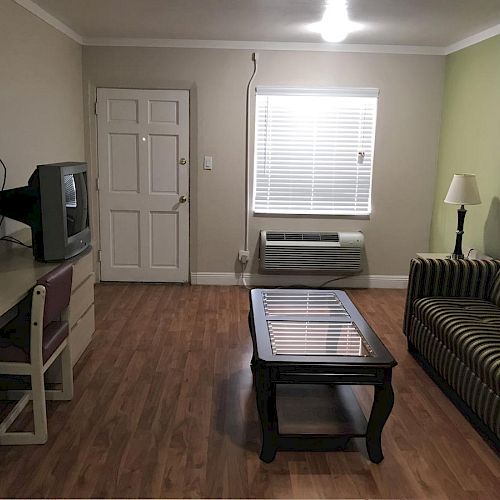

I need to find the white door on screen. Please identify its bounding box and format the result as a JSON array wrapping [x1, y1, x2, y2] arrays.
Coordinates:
[[97, 88, 189, 282]]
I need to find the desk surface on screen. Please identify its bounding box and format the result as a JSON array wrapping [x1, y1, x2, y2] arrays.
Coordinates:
[[0, 230, 59, 317]]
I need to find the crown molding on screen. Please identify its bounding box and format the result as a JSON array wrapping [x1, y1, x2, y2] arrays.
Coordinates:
[[444, 23, 500, 54], [14, 0, 83, 44], [12, 0, 500, 56], [82, 37, 446, 55]]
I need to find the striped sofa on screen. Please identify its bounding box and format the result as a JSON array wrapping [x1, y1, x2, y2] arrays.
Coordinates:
[[404, 258, 500, 449]]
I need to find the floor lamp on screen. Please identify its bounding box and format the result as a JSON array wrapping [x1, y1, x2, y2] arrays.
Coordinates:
[[444, 174, 481, 259]]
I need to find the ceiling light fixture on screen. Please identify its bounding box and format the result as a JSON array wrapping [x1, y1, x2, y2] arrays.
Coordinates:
[[308, 0, 362, 43]]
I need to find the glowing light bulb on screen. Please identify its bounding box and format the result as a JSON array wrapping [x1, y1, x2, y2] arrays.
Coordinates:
[[308, 0, 362, 43]]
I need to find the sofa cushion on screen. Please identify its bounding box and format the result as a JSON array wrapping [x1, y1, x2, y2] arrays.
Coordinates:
[[412, 297, 500, 394], [408, 318, 500, 439], [489, 270, 500, 308]]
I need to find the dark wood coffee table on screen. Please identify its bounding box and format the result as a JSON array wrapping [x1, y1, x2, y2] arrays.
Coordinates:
[[248, 289, 397, 463]]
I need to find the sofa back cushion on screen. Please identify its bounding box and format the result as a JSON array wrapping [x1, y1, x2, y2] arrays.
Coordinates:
[[404, 258, 500, 336], [489, 270, 500, 307]]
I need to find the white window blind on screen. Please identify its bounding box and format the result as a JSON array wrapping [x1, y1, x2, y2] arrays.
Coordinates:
[[253, 87, 378, 215]]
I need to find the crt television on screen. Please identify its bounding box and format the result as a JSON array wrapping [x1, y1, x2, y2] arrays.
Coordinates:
[[0, 162, 90, 262]]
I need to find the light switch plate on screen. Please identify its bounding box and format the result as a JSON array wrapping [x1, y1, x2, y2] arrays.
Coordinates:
[[203, 156, 213, 170]]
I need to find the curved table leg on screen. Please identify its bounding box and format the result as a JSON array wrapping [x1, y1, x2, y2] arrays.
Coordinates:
[[366, 370, 394, 463], [250, 355, 257, 386], [254, 364, 278, 463]]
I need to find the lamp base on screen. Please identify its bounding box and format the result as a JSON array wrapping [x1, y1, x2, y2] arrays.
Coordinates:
[[451, 253, 464, 260]]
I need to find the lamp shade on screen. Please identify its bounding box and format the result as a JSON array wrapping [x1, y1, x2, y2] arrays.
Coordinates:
[[444, 174, 481, 205]]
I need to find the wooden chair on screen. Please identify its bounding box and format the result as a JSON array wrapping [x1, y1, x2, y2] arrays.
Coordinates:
[[0, 263, 74, 445]]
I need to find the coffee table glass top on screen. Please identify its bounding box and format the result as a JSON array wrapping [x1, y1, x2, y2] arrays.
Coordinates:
[[263, 290, 350, 317], [261, 290, 374, 357]]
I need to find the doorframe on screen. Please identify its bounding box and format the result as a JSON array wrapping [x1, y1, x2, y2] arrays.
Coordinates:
[[85, 81, 198, 283]]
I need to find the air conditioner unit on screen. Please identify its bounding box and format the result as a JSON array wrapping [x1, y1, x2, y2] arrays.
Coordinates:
[[260, 230, 364, 274]]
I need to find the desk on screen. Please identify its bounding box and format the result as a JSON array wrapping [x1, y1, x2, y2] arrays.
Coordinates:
[[0, 230, 95, 365]]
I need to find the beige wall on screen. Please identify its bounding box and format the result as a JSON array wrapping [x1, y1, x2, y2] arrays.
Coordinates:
[[83, 46, 445, 277], [0, 0, 84, 236]]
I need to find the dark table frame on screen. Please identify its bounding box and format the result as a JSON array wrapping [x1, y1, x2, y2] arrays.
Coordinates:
[[249, 289, 397, 463]]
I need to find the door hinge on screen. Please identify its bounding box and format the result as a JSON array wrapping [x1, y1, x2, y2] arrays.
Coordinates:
[[98, 250, 102, 262], [96, 177, 100, 190], [94, 100, 99, 115]]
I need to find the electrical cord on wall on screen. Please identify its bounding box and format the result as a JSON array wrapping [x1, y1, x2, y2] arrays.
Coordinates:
[[240, 52, 259, 289], [317, 275, 351, 288], [0, 157, 32, 248], [0, 157, 6, 231], [244, 52, 258, 252], [275, 274, 352, 290], [0, 235, 32, 248], [239, 260, 252, 290]]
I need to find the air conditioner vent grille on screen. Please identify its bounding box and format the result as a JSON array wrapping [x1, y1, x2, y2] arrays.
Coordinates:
[[266, 231, 339, 243], [260, 230, 363, 274]]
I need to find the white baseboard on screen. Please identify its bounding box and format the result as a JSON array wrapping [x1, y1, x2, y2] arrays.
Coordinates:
[[191, 272, 408, 289]]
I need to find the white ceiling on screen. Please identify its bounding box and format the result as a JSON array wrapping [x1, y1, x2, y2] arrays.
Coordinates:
[[27, 0, 500, 48]]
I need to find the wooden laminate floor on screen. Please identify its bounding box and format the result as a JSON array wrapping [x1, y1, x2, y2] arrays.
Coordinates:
[[0, 284, 499, 498]]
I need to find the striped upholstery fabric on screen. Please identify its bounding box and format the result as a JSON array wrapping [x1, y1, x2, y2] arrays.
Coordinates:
[[404, 258, 500, 336], [412, 297, 500, 394], [408, 318, 500, 439], [404, 258, 500, 442], [489, 271, 500, 307]]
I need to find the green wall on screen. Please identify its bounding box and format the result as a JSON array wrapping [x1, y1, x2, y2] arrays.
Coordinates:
[[430, 35, 500, 258]]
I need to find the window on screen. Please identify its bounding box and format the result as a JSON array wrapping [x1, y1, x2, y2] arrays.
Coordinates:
[[253, 87, 378, 216]]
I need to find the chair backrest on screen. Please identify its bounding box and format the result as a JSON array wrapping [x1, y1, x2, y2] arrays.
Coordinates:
[[36, 263, 73, 327]]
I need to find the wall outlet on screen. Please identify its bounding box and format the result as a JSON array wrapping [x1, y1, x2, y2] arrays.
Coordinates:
[[238, 250, 249, 264]]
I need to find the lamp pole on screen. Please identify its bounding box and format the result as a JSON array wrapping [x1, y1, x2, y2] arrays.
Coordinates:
[[452, 204, 466, 259]]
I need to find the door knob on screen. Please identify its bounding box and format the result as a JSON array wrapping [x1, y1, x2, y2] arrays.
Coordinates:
[[179, 158, 187, 165], [179, 195, 188, 203]]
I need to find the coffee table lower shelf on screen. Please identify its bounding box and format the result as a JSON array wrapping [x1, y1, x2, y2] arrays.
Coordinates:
[[276, 384, 367, 452], [255, 373, 392, 463]]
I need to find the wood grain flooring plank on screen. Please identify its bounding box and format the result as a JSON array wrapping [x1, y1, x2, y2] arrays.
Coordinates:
[[0, 285, 498, 498]]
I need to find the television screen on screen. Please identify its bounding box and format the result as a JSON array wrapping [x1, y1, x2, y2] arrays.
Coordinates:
[[0, 161, 91, 261], [64, 172, 88, 237]]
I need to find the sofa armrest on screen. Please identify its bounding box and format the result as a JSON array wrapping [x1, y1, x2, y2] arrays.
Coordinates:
[[403, 258, 500, 336]]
